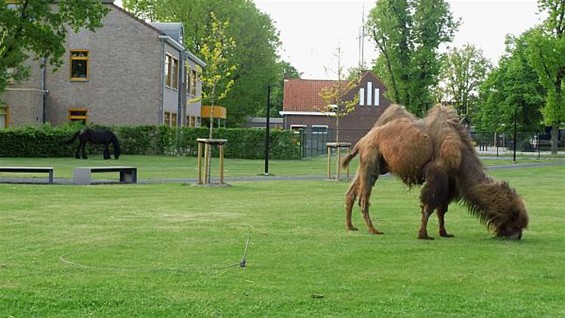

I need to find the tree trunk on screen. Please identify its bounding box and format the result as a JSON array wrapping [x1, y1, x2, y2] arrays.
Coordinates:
[[550, 122, 559, 154]]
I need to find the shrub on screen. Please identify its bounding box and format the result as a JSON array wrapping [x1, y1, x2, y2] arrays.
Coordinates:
[[0, 125, 301, 159]]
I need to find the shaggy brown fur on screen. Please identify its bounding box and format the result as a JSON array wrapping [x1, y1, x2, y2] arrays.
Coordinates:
[[342, 104, 529, 239]]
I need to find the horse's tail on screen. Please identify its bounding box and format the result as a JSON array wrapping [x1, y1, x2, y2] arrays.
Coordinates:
[[341, 144, 359, 169], [110, 131, 121, 159], [63, 131, 81, 145]]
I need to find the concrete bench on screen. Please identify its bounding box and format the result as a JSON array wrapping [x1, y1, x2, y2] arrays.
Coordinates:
[[0, 166, 54, 183], [73, 166, 137, 185]]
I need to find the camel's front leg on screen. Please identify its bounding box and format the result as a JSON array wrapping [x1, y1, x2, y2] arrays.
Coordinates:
[[437, 205, 454, 238], [418, 204, 434, 240], [361, 205, 383, 235]]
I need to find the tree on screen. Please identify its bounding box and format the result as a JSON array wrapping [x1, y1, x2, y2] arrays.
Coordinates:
[[0, 0, 109, 94], [436, 44, 492, 118], [319, 46, 358, 143], [122, 0, 282, 126], [524, 0, 565, 154], [475, 34, 544, 134], [256, 60, 301, 118], [366, 0, 459, 116], [198, 11, 237, 139]]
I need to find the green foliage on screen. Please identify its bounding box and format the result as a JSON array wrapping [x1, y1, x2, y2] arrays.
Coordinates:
[[523, 0, 565, 153], [122, 0, 284, 126], [367, 0, 459, 116], [0, 123, 77, 157], [436, 44, 492, 117], [0, 125, 301, 159], [0, 0, 109, 93], [476, 34, 545, 133]]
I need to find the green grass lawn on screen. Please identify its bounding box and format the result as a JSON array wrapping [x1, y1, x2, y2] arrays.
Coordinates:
[[0, 156, 564, 317]]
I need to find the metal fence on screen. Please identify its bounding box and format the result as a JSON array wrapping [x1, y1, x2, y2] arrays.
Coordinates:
[[296, 127, 336, 158], [296, 128, 564, 158], [471, 132, 565, 152]]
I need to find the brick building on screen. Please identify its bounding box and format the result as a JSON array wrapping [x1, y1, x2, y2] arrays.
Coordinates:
[[280, 71, 392, 145], [0, 0, 205, 129]]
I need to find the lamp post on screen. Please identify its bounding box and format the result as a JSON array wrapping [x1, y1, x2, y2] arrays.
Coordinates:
[[264, 84, 276, 175], [513, 107, 517, 163]]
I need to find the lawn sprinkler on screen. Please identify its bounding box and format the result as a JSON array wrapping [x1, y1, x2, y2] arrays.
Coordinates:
[[240, 238, 250, 268]]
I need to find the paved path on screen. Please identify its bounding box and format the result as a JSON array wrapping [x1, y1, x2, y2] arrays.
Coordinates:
[[0, 160, 562, 185]]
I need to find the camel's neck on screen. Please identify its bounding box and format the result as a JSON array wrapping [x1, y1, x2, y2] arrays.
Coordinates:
[[457, 155, 492, 190]]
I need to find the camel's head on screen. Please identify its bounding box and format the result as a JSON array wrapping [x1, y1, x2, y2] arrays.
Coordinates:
[[492, 183, 529, 240]]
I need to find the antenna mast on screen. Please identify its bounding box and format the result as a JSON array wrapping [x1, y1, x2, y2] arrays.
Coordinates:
[[359, 5, 365, 70]]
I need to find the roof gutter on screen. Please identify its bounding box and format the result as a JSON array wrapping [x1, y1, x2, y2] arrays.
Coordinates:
[[158, 35, 206, 67]]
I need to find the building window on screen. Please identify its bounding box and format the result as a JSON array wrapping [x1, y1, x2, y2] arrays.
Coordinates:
[[359, 88, 365, 106], [0, 106, 9, 129], [366, 82, 373, 106], [164, 111, 171, 126], [185, 63, 191, 94], [165, 54, 179, 89], [70, 50, 89, 81], [312, 125, 328, 135], [172, 58, 179, 90], [187, 115, 197, 127], [374, 88, 380, 106], [190, 69, 197, 96], [165, 55, 171, 87], [68, 108, 88, 123]]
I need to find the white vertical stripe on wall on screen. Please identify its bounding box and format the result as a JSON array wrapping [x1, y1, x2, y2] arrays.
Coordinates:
[[374, 88, 380, 106], [366, 82, 373, 106], [359, 88, 365, 106]]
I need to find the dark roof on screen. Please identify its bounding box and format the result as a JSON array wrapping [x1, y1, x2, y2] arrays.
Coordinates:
[[150, 23, 183, 43]]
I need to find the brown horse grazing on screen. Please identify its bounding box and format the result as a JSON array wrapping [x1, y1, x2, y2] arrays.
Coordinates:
[[342, 104, 529, 240]]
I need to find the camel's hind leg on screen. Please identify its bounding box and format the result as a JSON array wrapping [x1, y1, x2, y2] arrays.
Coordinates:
[[345, 174, 359, 231], [357, 164, 383, 235], [418, 204, 434, 240], [344, 173, 383, 235], [437, 204, 454, 238]]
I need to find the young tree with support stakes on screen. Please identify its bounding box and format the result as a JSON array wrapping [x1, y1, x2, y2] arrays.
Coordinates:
[[199, 11, 237, 139], [319, 46, 358, 144]]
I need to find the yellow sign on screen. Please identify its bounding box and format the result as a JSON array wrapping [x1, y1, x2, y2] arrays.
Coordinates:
[[201, 106, 227, 119]]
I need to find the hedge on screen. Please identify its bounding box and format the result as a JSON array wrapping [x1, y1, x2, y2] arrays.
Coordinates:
[[0, 124, 302, 160]]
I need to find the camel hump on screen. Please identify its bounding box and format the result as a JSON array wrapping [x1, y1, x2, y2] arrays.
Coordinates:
[[439, 135, 462, 172]]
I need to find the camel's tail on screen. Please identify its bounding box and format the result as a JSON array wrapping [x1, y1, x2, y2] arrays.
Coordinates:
[[341, 144, 359, 169], [62, 131, 80, 145]]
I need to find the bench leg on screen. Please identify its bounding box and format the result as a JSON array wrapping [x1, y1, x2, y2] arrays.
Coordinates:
[[48, 171, 54, 184], [120, 170, 137, 183], [73, 169, 92, 185]]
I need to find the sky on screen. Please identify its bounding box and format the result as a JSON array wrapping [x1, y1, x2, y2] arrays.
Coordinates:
[[115, 0, 545, 80], [254, 0, 545, 79]]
